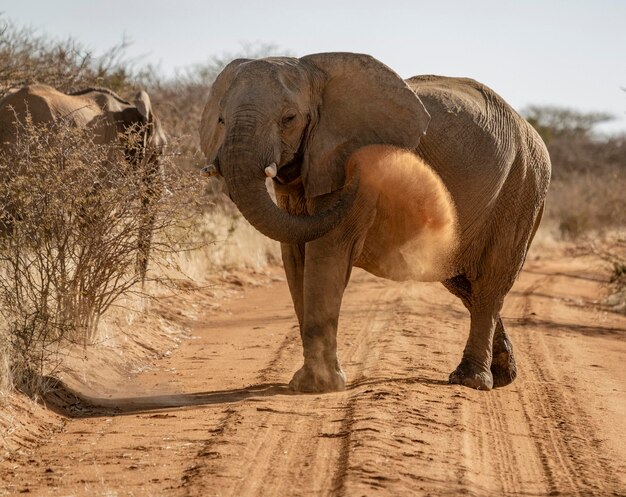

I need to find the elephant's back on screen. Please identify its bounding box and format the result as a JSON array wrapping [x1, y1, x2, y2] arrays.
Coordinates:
[[1, 85, 55, 124], [406, 75, 551, 281], [407, 74, 549, 194], [0, 84, 100, 132], [1, 86, 50, 145], [406, 75, 497, 122], [406, 75, 520, 214], [406, 76, 533, 274], [406, 75, 522, 150]]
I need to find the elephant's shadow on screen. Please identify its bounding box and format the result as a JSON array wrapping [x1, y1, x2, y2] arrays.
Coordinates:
[[34, 374, 448, 419]]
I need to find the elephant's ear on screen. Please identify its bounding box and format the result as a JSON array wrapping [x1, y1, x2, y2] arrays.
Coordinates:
[[134, 91, 152, 123], [300, 53, 430, 198], [133, 90, 167, 151], [199, 58, 250, 162]]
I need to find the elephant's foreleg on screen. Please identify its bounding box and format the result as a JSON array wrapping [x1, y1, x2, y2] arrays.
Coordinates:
[[288, 238, 354, 393], [136, 165, 163, 284], [136, 199, 155, 283], [281, 242, 305, 329]]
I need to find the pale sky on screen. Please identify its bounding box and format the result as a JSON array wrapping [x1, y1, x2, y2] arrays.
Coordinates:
[[2, 0, 626, 133]]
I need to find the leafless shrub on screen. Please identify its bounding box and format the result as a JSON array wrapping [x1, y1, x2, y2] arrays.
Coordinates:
[[546, 167, 626, 238], [0, 116, 202, 396], [604, 252, 626, 296], [524, 105, 626, 238], [586, 237, 626, 314], [0, 18, 136, 96]]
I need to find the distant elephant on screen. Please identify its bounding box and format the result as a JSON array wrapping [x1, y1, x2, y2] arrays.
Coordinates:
[[0, 84, 167, 280], [199, 52, 551, 392]]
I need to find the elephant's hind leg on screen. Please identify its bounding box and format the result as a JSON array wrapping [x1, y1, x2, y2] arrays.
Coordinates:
[[488, 202, 542, 388], [491, 317, 517, 388], [448, 302, 497, 390], [444, 275, 511, 390], [446, 290, 519, 390], [444, 276, 490, 389]]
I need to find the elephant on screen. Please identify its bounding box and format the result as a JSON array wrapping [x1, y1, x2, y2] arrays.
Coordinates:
[[0, 84, 167, 280], [199, 52, 551, 392]]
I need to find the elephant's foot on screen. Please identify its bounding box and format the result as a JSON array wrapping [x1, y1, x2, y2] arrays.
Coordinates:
[[449, 359, 493, 391], [491, 328, 517, 388], [289, 363, 346, 393]]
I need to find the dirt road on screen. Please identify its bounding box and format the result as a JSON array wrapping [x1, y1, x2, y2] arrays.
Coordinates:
[[1, 252, 625, 496]]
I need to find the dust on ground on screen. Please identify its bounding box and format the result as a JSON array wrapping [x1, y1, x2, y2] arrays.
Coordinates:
[[0, 244, 624, 497]]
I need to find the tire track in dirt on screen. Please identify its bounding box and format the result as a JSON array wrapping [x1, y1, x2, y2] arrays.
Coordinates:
[[325, 281, 472, 496], [181, 282, 402, 497], [305, 266, 626, 497], [471, 392, 521, 495], [329, 281, 526, 497], [2, 256, 624, 496], [507, 269, 624, 496], [329, 289, 403, 497]]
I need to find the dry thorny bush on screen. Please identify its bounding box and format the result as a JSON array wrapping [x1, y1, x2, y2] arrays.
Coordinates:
[[0, 18, 136, 96], [0, 117, 203, 397], [587, 237, 626, 314], [0, 21, 286, 397], [547, 167, 626, 238]]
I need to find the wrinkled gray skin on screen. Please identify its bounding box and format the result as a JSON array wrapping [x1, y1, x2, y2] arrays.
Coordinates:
[[0, 84, 167, 281], [199, 52, 551, 392]]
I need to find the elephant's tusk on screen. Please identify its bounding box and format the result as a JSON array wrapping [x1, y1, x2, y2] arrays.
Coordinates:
[[264, 163, 278, 178], [201, 164, 220, 177]]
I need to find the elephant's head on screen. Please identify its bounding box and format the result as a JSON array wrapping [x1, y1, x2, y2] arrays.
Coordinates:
[[199, 52, 430, 244], [115, 90, 167, 168]]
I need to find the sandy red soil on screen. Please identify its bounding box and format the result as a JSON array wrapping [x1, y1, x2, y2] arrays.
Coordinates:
[[1, 249, 625, 496]]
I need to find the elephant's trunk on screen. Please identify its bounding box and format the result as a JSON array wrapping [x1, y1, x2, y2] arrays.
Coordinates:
[[220, 119, 356, 245], [136, 160, 162, 284]]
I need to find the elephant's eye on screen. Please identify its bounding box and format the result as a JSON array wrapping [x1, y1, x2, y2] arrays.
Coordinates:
[[281, 111, 297, 126], [218, 116, 225, 124]]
